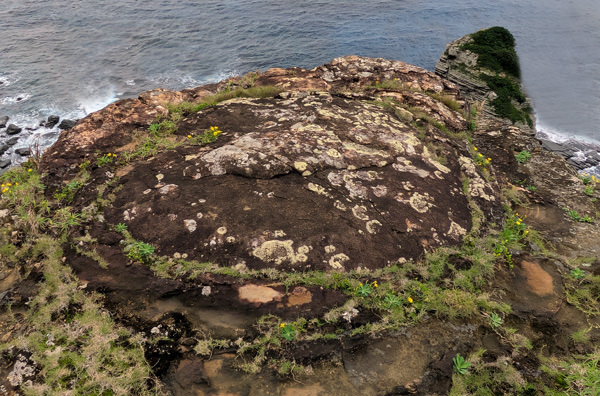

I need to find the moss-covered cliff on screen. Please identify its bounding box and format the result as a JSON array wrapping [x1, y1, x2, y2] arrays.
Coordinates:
[[1, 28, 599, 395]]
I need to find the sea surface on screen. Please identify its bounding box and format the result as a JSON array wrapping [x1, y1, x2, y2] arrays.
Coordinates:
[[1, 0, 599, 167]]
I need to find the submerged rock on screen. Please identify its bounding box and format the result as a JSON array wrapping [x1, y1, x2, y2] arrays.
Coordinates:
[[5, 124, 22, 135], [45, 115, 60, 128]]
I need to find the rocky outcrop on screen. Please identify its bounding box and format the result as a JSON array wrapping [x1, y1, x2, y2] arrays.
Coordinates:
[[42, 56, 492, 273], [2, 28, 599, 396]]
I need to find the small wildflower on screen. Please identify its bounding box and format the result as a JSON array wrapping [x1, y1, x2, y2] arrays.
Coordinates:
[[280, 323, 286, 328], [487, 158, 492, 161], [27, 168, 33, 172], [473, 147, 478, 151], [187, 134, 192, 139], [372, 280, 379, 288], [407, 296, 414, 304]]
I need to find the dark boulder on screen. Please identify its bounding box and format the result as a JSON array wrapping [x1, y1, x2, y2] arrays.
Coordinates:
[[5, 137, 19, 146], [58, 119, 77, 130], [14, 147, 30, 156], [6, 124, 22, 135], [0, 144, 8, 155], [0, 116, 8, 128], [0, 159, 11, 169], [45, 115, 60, 128]]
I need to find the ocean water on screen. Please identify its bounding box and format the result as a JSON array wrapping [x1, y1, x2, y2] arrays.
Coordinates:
[[1, 0, 599, 164]]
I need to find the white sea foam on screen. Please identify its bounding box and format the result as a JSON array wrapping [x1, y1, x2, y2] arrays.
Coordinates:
[[0, 93, 32, 106]]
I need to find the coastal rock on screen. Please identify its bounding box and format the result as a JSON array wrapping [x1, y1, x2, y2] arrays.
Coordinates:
[[6, 124, 22, 135], [14, 148, 30, 156], [0, 159, 11, 168], [0, 144, 9, 156], [5, 137, 19, 146], [58, 119, 77, 130], [45, 115, 60, 128], [0, 116, 8, 128], [42, 56, 483, 272]]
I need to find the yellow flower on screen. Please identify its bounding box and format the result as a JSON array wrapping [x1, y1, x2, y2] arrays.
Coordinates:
[[473, 147, 478, 151], [187, 135, 192, 139], [407, 297, 414, 304], [280, 323, 286, 328], [372, 281, 378, 288], [487, 158, 492, 161], [27, 168, 33, 172]]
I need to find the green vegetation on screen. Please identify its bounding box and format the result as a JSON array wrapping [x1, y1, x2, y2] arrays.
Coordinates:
[[0, 164, 157, 395], [493, 210, 529, 267], [481, 74, 532, 126], [566, 209, 594, 223], [453, 353, 471, 375], [515, 150, 531, 164], [463, 26, 520, 78], [488, 312, 503, 328], [543, 350, 600, 395], [127, 240, 156, 264]]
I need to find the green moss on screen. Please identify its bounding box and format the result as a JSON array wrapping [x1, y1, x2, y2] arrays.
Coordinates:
[[480, 74, 532, 126], [463, 26, 521, 78]]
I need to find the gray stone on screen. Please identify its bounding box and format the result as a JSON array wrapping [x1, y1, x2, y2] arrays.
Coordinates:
[[58, 119, 77, 130], [46, 115, 60, 128], [0, 145, 8, 155], [0, 116, 8, 128], [6, 124, 22, 135], [14, 147, 30, 156], [5, 137, 19, 146], [0, 159, 11, 168]]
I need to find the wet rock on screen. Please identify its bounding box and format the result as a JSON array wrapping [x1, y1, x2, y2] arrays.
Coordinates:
[[0, 116, 8, 128], [5, 124, 22, 135], [0, 144, 9, 155], [0, 159, 11, 168], [58, 119, 77, 130], [5, 137, 19, 146], [45, 115, 60, 128], [14, 147, 30, 156]]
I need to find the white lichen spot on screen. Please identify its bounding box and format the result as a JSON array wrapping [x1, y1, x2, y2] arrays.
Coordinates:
[[366, 219, 383, 234], [201, 286, 212, 296], [334, 200, 347, 211], [156, 173, 164, 182], [297, 245, 310, 254], [393, 162, 430, 178], [307, 182, 331, 197], [402, 181, 415, 191], [458, 156, 495, 201], [293, 161, 308, 172], [302, 170, 312, 177], [329, 253, 350, 269], [371, 185, 388, 197], [326, 148, 342, 158], [182, 253, 188, 259], [198, 199, 206, 203], [352, 205, 370, 221], [217, 226, 228, 235], [447, 221, 467, 238], [409, 192, 434, 213], [173, 252, 181, 259], [274, 230, 287, 238], [196, 212, 203, 219], [143, 189, 152, 195], [226, 236, 236, 243], [159, 184, 178, 195], [184, 219, 197, 232], [325, 245, 336, 254], [168, 213, 178, 221], [252, 240, 309, 265]]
